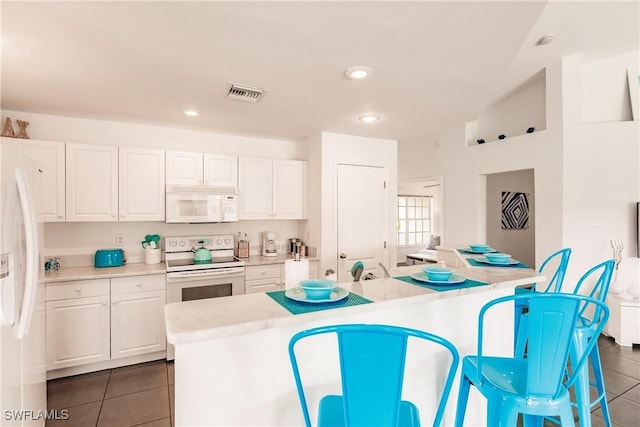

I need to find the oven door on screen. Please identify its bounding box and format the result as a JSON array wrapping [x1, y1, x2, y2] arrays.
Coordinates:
[[166, 267, 244, 360], [166, 267, 245, 303]]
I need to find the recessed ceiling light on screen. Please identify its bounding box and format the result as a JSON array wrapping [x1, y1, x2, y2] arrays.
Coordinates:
[[183, 109, 199, 117], [345, 66, 372, 80], [359, 114, 380, 123], [535, 34, 554, 46]]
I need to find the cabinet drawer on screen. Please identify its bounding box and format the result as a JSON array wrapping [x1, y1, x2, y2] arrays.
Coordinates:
[[111, 274, 166, 295], [46, 279, 110, 301], [245, 264, 281, 281], [245, 278, 281, 294]]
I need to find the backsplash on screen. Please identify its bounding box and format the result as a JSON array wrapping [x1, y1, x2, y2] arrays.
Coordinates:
[[43, 220, 311, 269]]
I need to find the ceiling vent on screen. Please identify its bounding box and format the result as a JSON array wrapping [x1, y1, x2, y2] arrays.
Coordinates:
[[226, 83, 264, 103]]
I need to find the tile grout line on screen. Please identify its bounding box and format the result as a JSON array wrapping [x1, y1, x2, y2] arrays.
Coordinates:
[[94, 369, 112, 427]]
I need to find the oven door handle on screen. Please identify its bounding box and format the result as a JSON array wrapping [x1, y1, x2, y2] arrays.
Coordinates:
[[167, 267, 245, 281]]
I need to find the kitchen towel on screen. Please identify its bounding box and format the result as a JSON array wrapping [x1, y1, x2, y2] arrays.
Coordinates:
[[284, 259, 309, 289], [466, 258, 529, 268], [266, 290, 372, 315], [393, 275, 488, 292]]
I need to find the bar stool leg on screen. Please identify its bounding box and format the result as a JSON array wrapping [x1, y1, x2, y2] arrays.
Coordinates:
[[571, 330, 611, 427], [590, 345, 612, 426]]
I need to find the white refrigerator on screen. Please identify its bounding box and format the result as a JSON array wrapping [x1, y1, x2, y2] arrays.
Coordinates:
[[0, 137, 46, 426]]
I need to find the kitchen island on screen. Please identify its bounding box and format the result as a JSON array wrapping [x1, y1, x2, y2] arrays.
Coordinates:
[[165, 262, 544, 426]]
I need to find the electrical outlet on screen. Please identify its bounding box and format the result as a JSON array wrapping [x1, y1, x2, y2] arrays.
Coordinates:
[[116, 234, 125, 246]]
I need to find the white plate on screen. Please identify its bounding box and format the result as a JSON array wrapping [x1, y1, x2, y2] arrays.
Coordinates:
[[285, 286, 349, 303], [475, 257, 520, 266], [410, 272, 466, 285], [464, 247, 497, 254]]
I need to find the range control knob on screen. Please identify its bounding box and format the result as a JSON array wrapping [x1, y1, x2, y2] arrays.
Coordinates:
[[179, 240, 186, 247]]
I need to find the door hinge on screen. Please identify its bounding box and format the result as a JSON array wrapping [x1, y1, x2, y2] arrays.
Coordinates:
[[384, 241, 387, 249], [384, 181, 386, 189]]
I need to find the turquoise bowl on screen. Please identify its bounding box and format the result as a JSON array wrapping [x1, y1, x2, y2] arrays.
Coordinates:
[[485, 253, 511, 263], [469, 244, 490, 252], [422, 266, 453, 281], [300, 279, 337, 300]]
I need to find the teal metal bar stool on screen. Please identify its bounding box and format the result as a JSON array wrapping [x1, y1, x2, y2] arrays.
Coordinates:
[[514, 248, 572, 356], [568, 259, 615, 427], [288, 324, 460, 427], [455, 293, 609, 427]]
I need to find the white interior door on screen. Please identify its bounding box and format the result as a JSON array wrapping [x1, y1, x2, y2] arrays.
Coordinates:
[[337, 164, 387, 281]]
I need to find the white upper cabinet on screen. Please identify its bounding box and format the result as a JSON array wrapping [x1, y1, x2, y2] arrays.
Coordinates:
[[19, 139, 66, 222], [238, 157, 273, 219], [204, 153, 238, 187], [66, 143, 118, 222], [273, 160, 306, 219], [166, 150, 237, 187], [166, 151, 203, 185], [239, 157, 306, 220], [119, 147, 165, 221]]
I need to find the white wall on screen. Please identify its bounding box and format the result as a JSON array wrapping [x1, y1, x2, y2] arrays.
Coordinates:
[[581, 51, 636, 123], [302, 131, 397, 280], [562, 53, 640, 291], [44, 220, 302, 264], [0, 110, 297, 158], [476, 70, 547, 143]]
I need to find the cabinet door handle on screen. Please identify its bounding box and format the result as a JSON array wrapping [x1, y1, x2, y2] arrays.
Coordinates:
[[112, 301, 118, 305], [136, 282, 142, 287], [75, 288, 81, 293]]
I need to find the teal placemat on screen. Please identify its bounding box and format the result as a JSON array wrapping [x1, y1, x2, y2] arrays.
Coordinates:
[[266, 290, 373, 315], [393, 275, 488, 292], [457, 249, 482, 255], [467, 258, 529, 268]]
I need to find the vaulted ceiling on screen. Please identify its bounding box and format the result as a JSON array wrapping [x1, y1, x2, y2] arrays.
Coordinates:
[[1, 1, 637, 145]]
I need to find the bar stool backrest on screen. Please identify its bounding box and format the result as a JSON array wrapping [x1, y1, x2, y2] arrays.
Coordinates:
[[537, 248, 572, 292], [289, 324, 460, 427]]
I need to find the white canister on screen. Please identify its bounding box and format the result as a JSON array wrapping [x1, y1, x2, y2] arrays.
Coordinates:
[[145, 248, 162, 265]]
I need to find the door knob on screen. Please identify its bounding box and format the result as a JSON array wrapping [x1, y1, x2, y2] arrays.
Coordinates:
[[339, 253, 346, 259]]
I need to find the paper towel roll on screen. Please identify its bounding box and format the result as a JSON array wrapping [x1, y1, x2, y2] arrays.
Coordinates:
[[284, 259, 309, 289]]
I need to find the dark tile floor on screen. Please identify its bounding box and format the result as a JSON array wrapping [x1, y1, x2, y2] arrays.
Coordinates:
[[46, 360, 174, 427], [46, 336, 639, 426]]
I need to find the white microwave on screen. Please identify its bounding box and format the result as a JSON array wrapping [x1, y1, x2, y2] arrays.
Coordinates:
[[166, 185, 238, 223]]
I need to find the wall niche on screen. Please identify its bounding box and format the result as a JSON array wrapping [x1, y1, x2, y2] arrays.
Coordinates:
[[581, 52, 638, 123], [466, 69, 547, 146]]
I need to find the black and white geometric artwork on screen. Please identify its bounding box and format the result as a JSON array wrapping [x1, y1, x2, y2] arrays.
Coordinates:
[[501, 191, 529, 230]]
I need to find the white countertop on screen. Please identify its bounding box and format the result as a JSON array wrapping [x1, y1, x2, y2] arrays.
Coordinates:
[[43, 254, 318, 283], [164, 263, 545, 346], [44, 262, 167, 282]]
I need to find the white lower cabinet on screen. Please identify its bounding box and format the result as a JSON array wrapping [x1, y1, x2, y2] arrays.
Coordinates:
[[45, 274, 167, 371], [111, 275, 166, 359], [46, 279, 111, 370], [245, 260, 319, 294], [245, 264, 282, 294]]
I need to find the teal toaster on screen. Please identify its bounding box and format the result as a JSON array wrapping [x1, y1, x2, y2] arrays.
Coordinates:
[[94, 249, 125, 268]]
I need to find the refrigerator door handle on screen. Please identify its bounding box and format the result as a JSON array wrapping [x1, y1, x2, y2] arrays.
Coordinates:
[[14, 168, 39, 339]]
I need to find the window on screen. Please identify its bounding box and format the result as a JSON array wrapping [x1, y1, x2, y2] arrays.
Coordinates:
[[397, 195, 432, 246]]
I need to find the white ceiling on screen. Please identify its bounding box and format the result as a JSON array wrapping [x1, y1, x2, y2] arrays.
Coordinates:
[[1, 1, 638, 145]]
